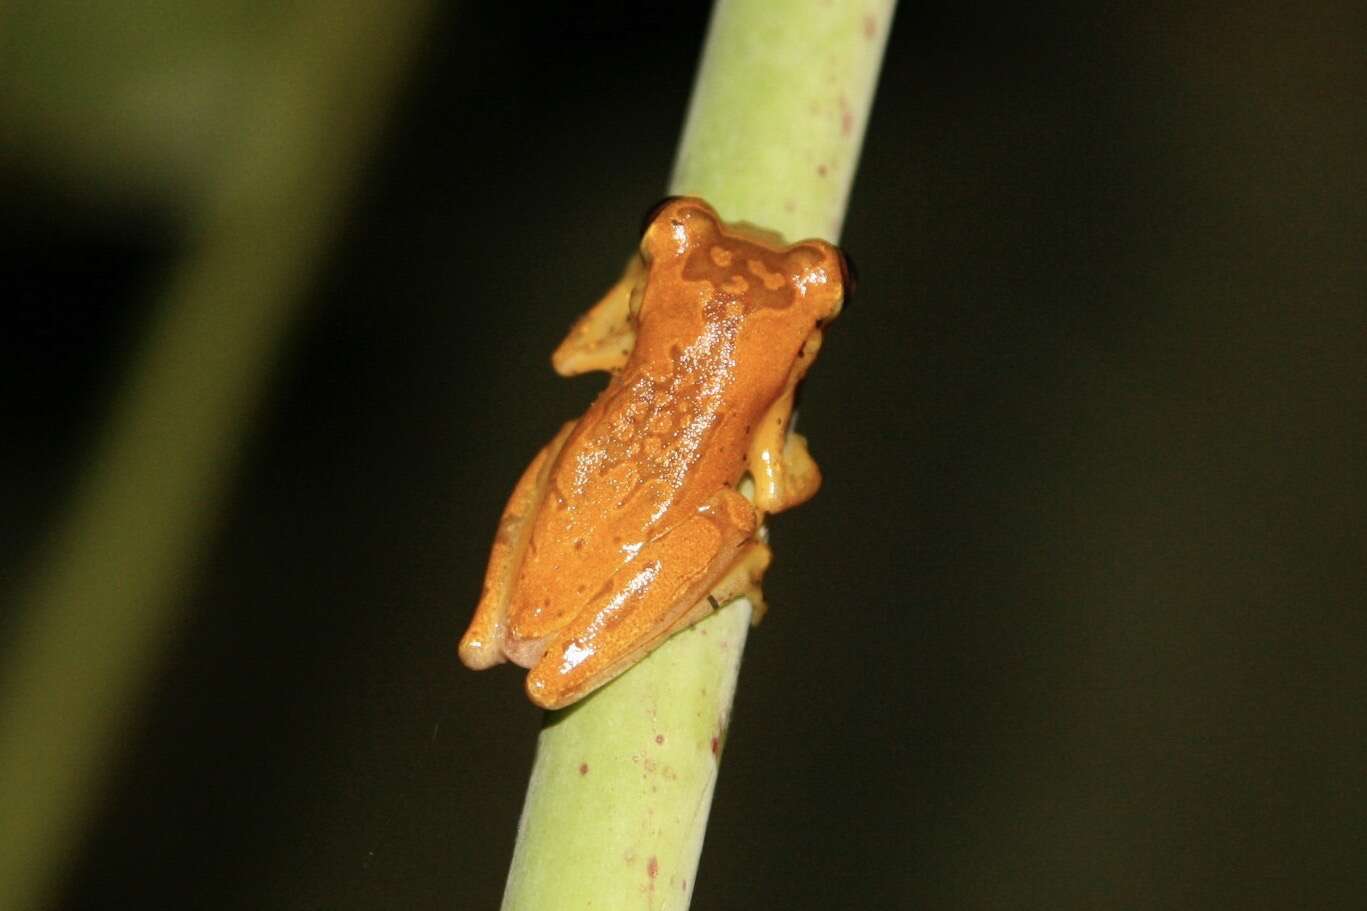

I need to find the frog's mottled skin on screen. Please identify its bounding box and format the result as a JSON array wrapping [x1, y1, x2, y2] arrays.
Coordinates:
[[460, 198, 846, 708]]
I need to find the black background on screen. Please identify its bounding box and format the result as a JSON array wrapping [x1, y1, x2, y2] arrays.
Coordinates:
[[6, 2, 1366, 908]]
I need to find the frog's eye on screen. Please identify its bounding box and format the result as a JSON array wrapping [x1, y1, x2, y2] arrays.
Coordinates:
[[639, 196, 684, 238], [836, 249, 858, 308], [640, 198, 720, 258]]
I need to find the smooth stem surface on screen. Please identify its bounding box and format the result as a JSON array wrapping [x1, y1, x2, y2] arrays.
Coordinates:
[[499, 2, 894, 909], [0, 4, 430, 909]]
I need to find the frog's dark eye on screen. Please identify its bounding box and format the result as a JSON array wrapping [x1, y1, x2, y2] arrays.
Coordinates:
[[836, 248, 858, 306], [639, 196, 684, 237]]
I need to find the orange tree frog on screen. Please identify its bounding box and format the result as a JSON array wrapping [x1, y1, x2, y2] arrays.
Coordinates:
[[459, 197, 847, 709]]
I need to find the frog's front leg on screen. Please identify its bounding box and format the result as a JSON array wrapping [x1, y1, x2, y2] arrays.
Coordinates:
[[523, 487, 758, 709], [749, 330, 827, 515], [551, 256, 645, 377], [459, 421, 575, 670]]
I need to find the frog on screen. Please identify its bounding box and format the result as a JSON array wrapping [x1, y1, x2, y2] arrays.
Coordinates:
[[459, 197, 847, 709]]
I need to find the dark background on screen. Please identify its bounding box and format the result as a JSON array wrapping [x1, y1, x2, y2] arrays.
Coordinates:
[[5, 2, 1366, 908]]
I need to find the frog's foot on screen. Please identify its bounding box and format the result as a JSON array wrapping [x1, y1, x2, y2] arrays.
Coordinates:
[[459, 422, 575, 670], [523, 487, 757, 709]]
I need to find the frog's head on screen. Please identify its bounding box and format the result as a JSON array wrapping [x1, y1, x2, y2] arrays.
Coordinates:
[[640, 197, 846, 326]]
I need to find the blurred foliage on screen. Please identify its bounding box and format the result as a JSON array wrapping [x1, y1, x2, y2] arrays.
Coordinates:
[[1, 3, 431, 909], [0, 1, 308, 212]]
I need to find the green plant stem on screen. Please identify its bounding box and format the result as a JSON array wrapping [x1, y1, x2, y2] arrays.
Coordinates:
[[0, 4, 430, 909], [499, 2, 894, 908]]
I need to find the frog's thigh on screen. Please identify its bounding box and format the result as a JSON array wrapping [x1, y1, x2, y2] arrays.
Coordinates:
[[551, 256, 643, 377], [525, 488, 756, 709], [459, 422, 575, 670]]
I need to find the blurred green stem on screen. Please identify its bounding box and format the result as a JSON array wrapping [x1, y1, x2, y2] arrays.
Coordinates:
[[0, 3, 430, 909], [498, 2, 894, 909]]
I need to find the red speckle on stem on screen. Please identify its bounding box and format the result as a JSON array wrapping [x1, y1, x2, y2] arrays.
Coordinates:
[[655, 734, 664, 745], [817, 164, 828, 177], [579, 762, 589, 775], [647, 856, 659, 879], [710, 736, 720, 756], [864, 15, 877, 39]]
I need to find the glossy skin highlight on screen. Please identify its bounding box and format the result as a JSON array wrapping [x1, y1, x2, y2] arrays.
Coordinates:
[[459, 198, 846, 708]]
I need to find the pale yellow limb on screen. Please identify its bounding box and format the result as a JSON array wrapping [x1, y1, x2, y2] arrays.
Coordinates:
[[748, 329, 826, 514], [550, 256, 645, 377]]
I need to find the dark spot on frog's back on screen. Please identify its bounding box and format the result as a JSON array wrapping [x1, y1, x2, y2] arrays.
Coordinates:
[[683, 248, 797, 313]]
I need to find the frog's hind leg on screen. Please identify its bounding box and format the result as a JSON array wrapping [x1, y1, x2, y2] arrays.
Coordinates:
[[551, 256, 644, 377], [524, 488, 758, 709], [459, 421, 575, 670]]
